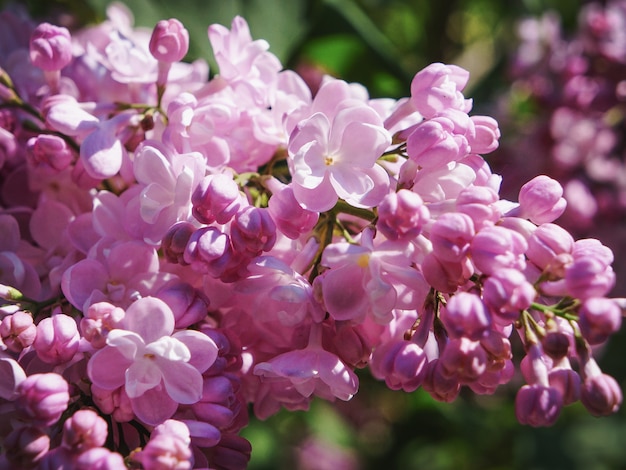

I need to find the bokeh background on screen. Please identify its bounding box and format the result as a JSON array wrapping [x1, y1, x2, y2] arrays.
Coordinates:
[[3, 1, 625, 468]]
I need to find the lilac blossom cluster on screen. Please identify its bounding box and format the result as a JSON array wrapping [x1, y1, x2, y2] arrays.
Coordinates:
[[0, 3, 623, 469], [496, 0, 626, 275]]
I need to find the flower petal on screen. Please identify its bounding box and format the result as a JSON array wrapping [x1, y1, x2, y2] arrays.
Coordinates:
[[130, 383, 178, 426], [172, 330, 219, 373], [125, 357, 162, 398], [87, 346, 132, 390], [157, 359, 203, 404], [124, 297, 175, 342]]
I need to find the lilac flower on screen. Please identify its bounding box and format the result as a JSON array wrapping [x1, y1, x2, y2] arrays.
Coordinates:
[[87, 296, 218, 425]]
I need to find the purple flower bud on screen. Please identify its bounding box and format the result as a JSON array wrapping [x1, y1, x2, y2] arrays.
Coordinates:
[[468, 115, 500, 154], [376, 189, 430, 240], [526, 223, 574, 272], [156, 282, 209, 329], [565, 257, 615, 300], [267, 183, 319, 240], [370, 339, 428, 392], [62, 409, 108, 451], [0, 310, 37, 352], [74, 448, 126, 470], [430, 212, 475, 263], [406, 117, 470, 168], [422, 252, 473, 293], [17, 373, 70, 427], [90, 384, 134, 423], [29, 23, 73, 71], [470, 225, 527, 275], [483, 269, 536, 324], [230, 206, 276, 257], [26, 134, 74, 172], [80, 302, 125, 349], [33, 314, 80, 365], [456, 185, 501, 229], [162, 221, 196, 265], [410, 63, 471, 118], [132, 423, 193, 470], [541, 331, 571, 360], [3, 426, 50, 468], [149, 19, 190, 63], [440, 292, 491, 340], [422, 360, 461, 402], [515, 384, 563, 427], [439, 337, 487, 383], [192, 173, 242, 225], [581, 373, 622, 417], [183, 226, 234, 277], [578, 297, 622, 345], [518, 175, 567, 224], [549, 367, 581, 406]]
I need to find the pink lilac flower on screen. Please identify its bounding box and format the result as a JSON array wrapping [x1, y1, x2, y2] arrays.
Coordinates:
[[87, 296, 218, 425]]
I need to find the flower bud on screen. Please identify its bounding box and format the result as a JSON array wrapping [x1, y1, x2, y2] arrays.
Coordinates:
[[62, 409, 108, 452], [470, 225, 527, 275], [29, 22, 73, 71], [439, 337, 487, 383], [376, 189, 430, 240], [230, 206, 276, 257], [518, 175, 566, 224], [156, 282, 209, 329], [75, 448, 126, 470], [429, 212, 475, 263], [267, 182, 319, 240], [440, 292, 491, 340], [4, 426, 50, 468], [515, 384, 563, 427], [526, 223, 574, 272], [149, 19, 189, 63], [17, 373, 70, 427], [80, 302, 125, 349], [370, 339, 428, 392], [162, 221, 196, 265], [577, 297, 622, 345], [410, 63, 471, 118], [192, 173, 242, 225], [0, 310, 37, 352], [26, 134, 74, 172], [33, 314, 80, 364], [483, 269, 535, 324], [581, 373, 622, 417]]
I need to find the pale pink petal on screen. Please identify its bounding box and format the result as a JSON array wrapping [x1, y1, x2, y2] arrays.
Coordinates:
[[125, 358, 162, 398], [133, 142, 175, 188], [106, 330, 144, 359], [87, 346, 132, 390], [157, 359, 203, 404], [322, 264, 369, 321], [172, 330, 218, 373], [106, 241, 159, 283], [124, 297, 175, 342], [0, 354, 26, 400], [61, 259, 108, 311], [130, 384, 178, 425], [291, 174, 337, 212], [80, 128, 124, 179]]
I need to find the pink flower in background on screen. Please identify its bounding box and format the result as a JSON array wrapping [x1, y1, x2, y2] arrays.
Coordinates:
[[87, 296, 219, 425]]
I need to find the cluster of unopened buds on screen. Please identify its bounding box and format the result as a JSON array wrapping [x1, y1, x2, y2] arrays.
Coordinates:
[[0, 3, 623, 469]]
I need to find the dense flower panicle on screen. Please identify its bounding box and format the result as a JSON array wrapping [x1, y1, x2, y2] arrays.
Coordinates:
[[0, 6, 623, 468]]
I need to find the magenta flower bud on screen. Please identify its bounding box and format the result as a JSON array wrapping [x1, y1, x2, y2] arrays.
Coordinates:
[[515, 384, 563, 427], [468, 115, 500, 154], [149, 19, 190, 63], [267, 183, 319, 240], [132, 432, 193, 470], [162, 221, 196, 265], [376, 189, 430, 240], [565, 257, 615, 299], [80, 302, 125, 349], [90, 385, 134, 423], [541, 331, 571, 360], [29, 22, 73, 71], [518, 175, 567, 224], [406, 117, 469, 168], [230, 206, 276, 257], [581, 373, 622, 417], [4, 426, 50, 468], [439, 337, 487, 383], [17, 373, 70, 427], [430, 212, 475, 263], [422, 252, 473, 293], [526, 223, 574, 272], [483, 269, 536, 324], [183, 226, 234, 277], [26, 134, 74, 172], [192, 173, 242, 225], [440, 292, 491, 340], [74, 448, 126, 470], [33, 314, 80, 365], [156, 282, 209, 329], [470, 225, 527, 275], [410, 63, 470, 118], [62, 409, 108, 451], [549, 367, 581, 406], [0, 310, 37, 352], [578, 297, 622, 345], [422, 360, 461, 403], [455, 185, 500, 229], [370, 339, 428, 392]]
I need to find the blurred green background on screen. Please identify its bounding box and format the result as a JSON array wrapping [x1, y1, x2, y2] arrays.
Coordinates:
[[3, 0, 625, 468]]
